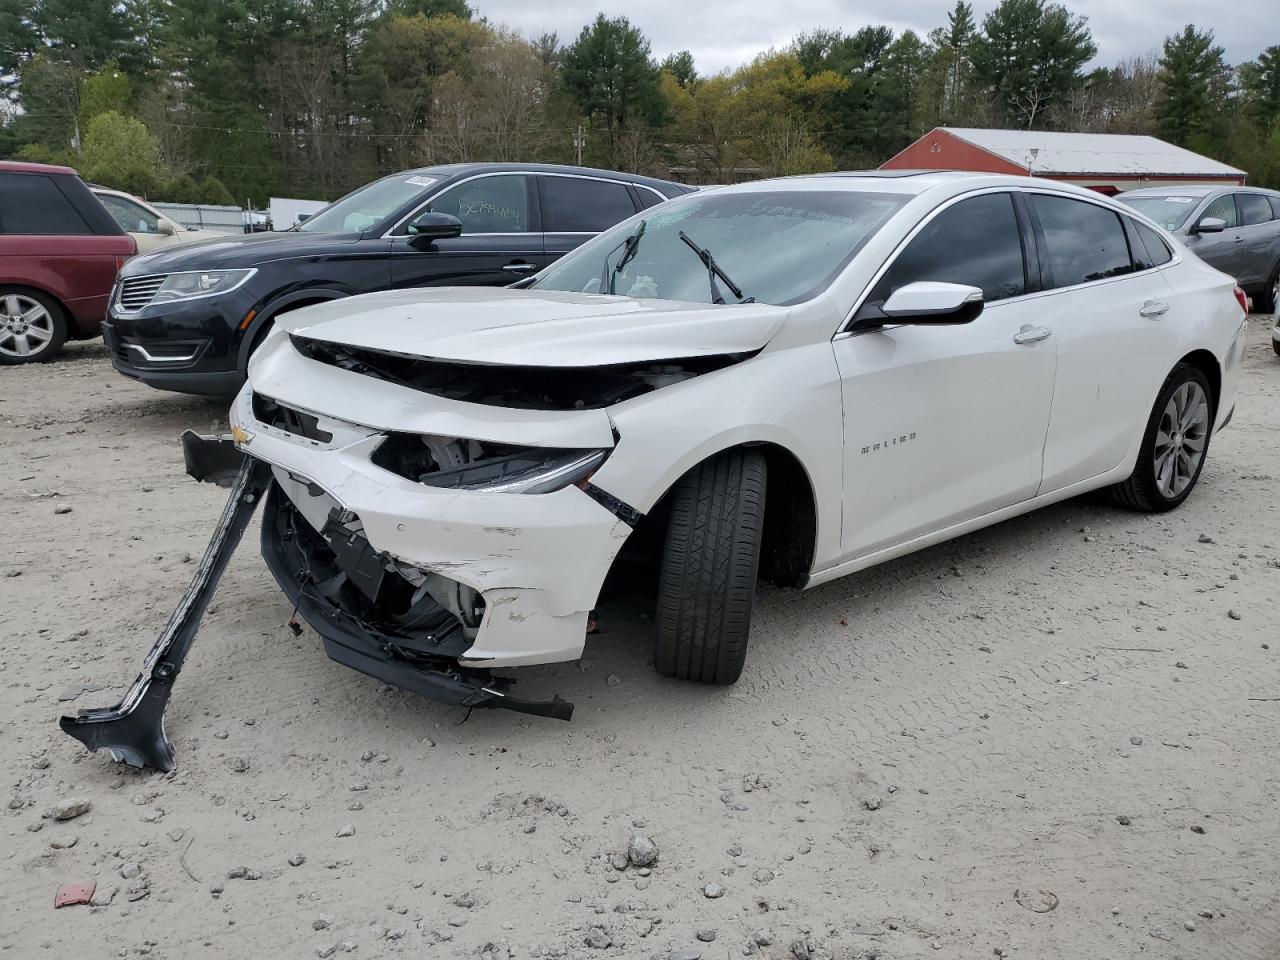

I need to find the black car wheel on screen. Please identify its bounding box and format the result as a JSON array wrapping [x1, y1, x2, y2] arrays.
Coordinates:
[[1107, 363, 1214, 512], [654, 448, 767, 685]]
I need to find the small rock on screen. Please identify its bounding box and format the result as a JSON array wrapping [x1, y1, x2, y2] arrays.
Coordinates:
[[313, 917, 332, 930], [50, 797, 92, 821], [610, 852, 629, 871], [336, 823, 355, 838], [753, 930, 774, 946], [1116, 815, 1131, 826], [862, 796, 882, 811], [1130, 735, 1144, 746], [1197, 534, 1214, 544], [791, 940, 812, 960], [316, 947, 337, 959], [1190, 824, 1206, 834], [288, 853, 307, 866], [605, 674, 622, 687], [49, 835, 78, 850], [753, 869, 775, 883], [120, 861, 141, 879], [703, 882, 724, 899], [696, 928, 717, 942], [665, 950, 702, 960], [1150, 927, 1172, 942], [228, 756, 250, 773], [585, 926, 612, 949], [453, 891, 477, 909], [53, 504, 73, 515], [125, 878, 150, 901], [1227, 609, 1242, 621], [90, 885, 118, 907], [1185, 920, 1197, 932], [627, 834, 659, 868]]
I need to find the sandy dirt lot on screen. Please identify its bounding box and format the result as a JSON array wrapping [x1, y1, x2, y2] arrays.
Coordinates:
[[2, 321, 1278, 960]]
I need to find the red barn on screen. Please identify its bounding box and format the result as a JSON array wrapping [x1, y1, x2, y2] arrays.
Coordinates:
[[881, 127, 1246, 193]]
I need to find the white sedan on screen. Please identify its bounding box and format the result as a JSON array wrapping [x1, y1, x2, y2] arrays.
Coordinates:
[[95, 172, 1248, 736]]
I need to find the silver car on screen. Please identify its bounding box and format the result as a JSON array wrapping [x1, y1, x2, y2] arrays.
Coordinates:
[[1120, 186, 1280, 352]]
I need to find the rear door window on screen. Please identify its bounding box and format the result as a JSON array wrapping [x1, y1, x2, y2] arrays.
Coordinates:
[[541, 176, 638, 232], [1238, 193, 1273, 226], [0, 172, 91, 235], [1031, 194, 1134, 288], [868, 192, 1027, 304], [427, 175, 532, 234]]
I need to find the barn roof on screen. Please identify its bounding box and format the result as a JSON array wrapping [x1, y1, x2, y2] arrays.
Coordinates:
[[938, 128, 1245, 178]]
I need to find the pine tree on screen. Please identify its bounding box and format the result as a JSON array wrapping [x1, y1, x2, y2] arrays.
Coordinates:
[[1154, 25, 1231, 147]]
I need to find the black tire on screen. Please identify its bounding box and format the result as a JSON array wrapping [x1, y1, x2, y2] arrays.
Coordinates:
[[0, 287, 67, 364], [1272, 337, 1280, 358], [1256, 263, 1279, 315], [1107, 363, 1214, 512], [654, 449, 766, 685]]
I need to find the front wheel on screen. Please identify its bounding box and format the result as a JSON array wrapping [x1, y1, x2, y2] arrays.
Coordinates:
[[1107, 363, 1214, 512], [0, 288, 66, 364], [654, 449, 767, 685]]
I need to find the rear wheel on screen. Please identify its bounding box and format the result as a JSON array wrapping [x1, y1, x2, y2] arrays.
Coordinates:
[[1257, 264, 1279, 315], [0, 288, 66, 364], [1107, 363, 1213, 512], [654, 449, 767, 685]]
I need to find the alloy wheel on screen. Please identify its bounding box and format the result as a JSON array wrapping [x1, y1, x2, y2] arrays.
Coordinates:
[[1153, 380, 1209, 499], [0, 294, 55, 359]]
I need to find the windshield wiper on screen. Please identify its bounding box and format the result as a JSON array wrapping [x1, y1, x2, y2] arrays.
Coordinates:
[[677, 231, 753, 305], [599, 219, 646, 295]]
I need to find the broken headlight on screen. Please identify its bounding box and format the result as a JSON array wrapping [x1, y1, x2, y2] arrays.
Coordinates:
[[372, 433, 607, 494]]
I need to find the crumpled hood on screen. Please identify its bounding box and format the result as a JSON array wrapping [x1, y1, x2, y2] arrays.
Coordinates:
[[275, 287, 788, 367]]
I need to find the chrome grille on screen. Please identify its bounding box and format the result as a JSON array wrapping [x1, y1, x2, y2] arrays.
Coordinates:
[[117, 275, 167, 311]]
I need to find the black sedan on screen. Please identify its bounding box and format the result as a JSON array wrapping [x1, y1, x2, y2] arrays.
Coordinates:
[[105, 163, 693, 396]]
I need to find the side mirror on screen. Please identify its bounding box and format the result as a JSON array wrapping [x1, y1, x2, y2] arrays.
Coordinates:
[[879, 281, 984, 324], [157, 218, 177, 236], [1193, 216, 1226, 235], [407, 212, 463, 243]]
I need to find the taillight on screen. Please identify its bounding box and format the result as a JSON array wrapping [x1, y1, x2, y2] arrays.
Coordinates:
[[1233, 286, 1249, 315]]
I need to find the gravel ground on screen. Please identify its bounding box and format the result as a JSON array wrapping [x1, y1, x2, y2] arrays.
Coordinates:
[[2, 320, 1278, 960]]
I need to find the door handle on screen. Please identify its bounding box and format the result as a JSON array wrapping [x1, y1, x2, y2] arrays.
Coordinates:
[[1139, 299, 1169, 318], [502, 262, 536, 272], [1013, 324, 1052, 345], [1232, 236, 1245, 244]]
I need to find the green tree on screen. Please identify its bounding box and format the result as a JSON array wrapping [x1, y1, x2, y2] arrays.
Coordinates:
[[1154, 25, 1231, 148], [1241, 45, 1280, 132], [971, 0, 1096, 128], [79, 60, 132, 129], [198, 175, 236, 205], [660, 50, 698, 88], [385, 0, 471, 18], [0, 0, 38, 103], [79, 110, 164, 195], [561, 14, 667, 167]]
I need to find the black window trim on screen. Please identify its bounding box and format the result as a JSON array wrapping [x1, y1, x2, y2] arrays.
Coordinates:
[[536, 173, 643, 235], [839, 186, 1033, 335]]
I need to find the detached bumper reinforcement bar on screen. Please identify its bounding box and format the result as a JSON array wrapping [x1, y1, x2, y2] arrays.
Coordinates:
[[59, 447, 272, 771], [60, 433, 574, 772]]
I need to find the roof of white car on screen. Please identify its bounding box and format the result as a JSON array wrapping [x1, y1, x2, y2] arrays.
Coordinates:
[[938, 128, 1246, 177], [724, 169, 1039, 197]]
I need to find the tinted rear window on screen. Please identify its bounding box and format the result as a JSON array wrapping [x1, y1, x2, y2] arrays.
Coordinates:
[[1032, 194, 1133, 288], [1131, 220, 1173, 268], [1239, 193, 1273, 226], [542, 176, 637, 232], [0, 172, 92, 235]]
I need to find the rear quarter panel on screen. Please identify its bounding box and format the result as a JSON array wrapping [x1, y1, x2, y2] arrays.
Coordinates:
[[1158, 250, 1247, 430], [0, 235, 136, 338]]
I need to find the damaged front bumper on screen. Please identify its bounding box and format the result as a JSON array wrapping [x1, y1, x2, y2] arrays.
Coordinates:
[[60, 423, 606, 771]]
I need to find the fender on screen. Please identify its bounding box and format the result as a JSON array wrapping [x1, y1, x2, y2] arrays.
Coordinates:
[[236, 286, 350, 375]]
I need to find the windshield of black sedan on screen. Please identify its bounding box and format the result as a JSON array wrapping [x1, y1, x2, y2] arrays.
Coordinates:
[[1118, 195, 1202, 231], [297, 174, 437, 234], [531, 189, 907, 306]]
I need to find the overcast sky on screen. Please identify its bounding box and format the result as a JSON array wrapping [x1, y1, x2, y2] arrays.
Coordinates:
[[479, 0, 1268, 75]]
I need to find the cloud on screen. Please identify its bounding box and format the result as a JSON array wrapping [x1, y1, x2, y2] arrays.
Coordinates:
[[477, 0, 1270, 75]]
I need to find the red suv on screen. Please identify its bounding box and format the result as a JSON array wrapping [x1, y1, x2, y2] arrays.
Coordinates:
[[0, 161, 136, 363]]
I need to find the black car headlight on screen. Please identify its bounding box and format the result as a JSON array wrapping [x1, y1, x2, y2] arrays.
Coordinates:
[[371, 433, 608, 494]]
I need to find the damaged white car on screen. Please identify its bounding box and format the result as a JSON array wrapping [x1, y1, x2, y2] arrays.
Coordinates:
[[64, 171, 1248, 769]]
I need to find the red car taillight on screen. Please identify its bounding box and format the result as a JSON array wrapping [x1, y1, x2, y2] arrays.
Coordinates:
[[1233, 286, 1249, 316]]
